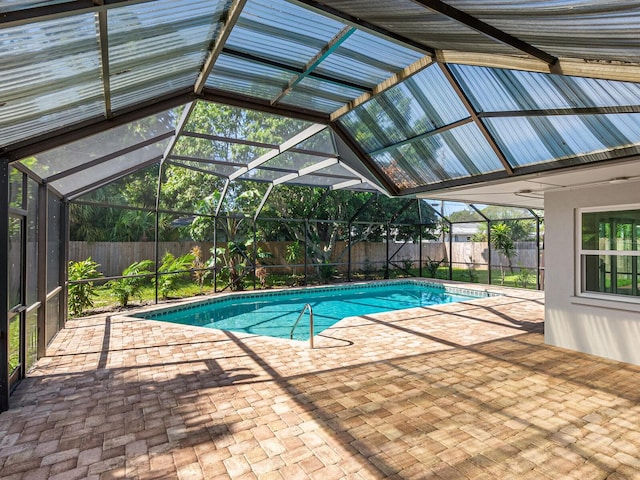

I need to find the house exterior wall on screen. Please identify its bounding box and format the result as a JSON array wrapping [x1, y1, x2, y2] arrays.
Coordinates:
[[545, 181, 640, 365]]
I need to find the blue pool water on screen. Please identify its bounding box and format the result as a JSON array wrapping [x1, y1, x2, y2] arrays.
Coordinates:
[[136, 281, 486, 341]]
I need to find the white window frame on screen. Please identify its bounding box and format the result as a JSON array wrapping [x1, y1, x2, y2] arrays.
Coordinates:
[[577, 204, 640, 303]]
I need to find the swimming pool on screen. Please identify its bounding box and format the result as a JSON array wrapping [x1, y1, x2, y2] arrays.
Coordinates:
[[135, 281, 492, 341]]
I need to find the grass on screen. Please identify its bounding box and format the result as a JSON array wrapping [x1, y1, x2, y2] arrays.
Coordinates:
[[71, 266, 539, 318]]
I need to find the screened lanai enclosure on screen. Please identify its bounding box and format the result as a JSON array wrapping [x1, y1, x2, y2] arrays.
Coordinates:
[[1, 0, 640, 410]]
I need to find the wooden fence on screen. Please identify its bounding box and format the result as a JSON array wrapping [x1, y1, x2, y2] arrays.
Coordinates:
[[69, 240, 539, 277]]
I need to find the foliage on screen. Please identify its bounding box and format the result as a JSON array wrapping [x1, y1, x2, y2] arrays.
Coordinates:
[[285, 240, 302, 276], [107, 259, 154, 307], [190, 245, 210, 293], [491, 222, 517, 285], [68, 258, 103, 316], [318, 260, 336, 284], [155, 252, 195, 299], [516, 266, 534, 289], [466, 257, 479, 283], [255, 263, 268, 289], [424, 257, 444, 278]]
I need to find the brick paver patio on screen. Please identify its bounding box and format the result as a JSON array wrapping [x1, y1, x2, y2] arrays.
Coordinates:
[[2, 282, 640, 479]]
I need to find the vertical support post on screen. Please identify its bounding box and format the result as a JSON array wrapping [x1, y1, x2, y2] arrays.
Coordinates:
[[154, 162, 166, 304], [252, 219, 257, 290], [448, 220, 453, 280], [303, 219, 308, 285], [536, 213, 541, 290], [347, 222, 352, 282], [419, 226, 423, 277], [0, 159, 9, 412], [418, 201, 423, 278], [385, 222, 390, 279], [487, 220, 492, 286], [213, 216, 217, 293], [60, 200, 69, 329], [37, 184, 48, 359]]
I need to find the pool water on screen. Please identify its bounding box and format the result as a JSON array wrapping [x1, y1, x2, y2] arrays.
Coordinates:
[[136, 281, 486, 341]]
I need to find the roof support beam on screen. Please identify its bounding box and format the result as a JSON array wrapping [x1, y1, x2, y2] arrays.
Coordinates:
[[330, 179, 362, 191], [478, 105, 640, 118], [436, 51, 640, 84], [221, 48, 370, 92], [215, 178, 230, 216], [194, 0, 248, 95], [65, 155, 162, 200], [271, 26, 356, 105], [290, 0, 435, 56], [253, 184, 274, 221], [330, 122, 399, 196], [438, 63, 514, 175], [330, 55, 433, 121], [46, 130, 175, 183], [229, 123, 327, 180], [335, 161, 386, 195], [95, 3, 112, 118], [2, 89, 195, 162], [368, 117, 473, 157], [165, 160, 230, 178], [160, 101, 196, 162], [200, 88, 330, 124], [271, 157, 338, 185], [411, 0, 558, 67], [0, 0, 160, 28]]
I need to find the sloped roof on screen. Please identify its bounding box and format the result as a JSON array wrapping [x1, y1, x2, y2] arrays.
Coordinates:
[[3, 0, 640, 208]]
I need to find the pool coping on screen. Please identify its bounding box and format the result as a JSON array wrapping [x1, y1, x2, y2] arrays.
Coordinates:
[[129, 278, 504, 322]]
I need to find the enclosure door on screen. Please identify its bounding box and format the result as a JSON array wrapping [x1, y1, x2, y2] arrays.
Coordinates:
[[8, 214, 26, 389]]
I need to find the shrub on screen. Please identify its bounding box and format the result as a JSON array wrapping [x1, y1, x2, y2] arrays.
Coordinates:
[[108, 259, 154, 307], [68, 258, 103, 317], [155, 252, 195, 299], [190, 246, 210, 293], [516, 266, 534, 289], [424, 257, 444, 278]]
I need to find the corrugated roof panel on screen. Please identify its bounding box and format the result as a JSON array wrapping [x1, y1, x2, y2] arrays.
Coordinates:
[[0, 13, 103, 147], [0, 0, 74, 12], [446, 0, 640, 63], [451, 64, 640, 113], [308, 0, 521, 55], [50, 137, 172, 195], [206, 53, 293, 100], [338, 65, 468, 154], [110, 70, 197, 112], [24, 107, 181, 179], [369, 151, 421, 190], [314, 29, 425, 87], [279, 76, 363, 113], [226, 0, 345, 69], [371, 122, 503, 188], [108, 0, 227, 110], [485, 114, 640, 168]]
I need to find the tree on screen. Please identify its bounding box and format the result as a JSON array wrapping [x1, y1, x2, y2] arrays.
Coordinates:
[[491, 222, 516, 284]]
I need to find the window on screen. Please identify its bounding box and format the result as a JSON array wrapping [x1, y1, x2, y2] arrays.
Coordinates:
[[579, 206, 640, 299]]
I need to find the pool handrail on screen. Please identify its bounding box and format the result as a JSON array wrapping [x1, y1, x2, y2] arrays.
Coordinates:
[[290, 303, 314, 348]]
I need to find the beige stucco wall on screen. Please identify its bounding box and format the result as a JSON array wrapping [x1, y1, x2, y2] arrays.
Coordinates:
[[545, 181, 640, 365]]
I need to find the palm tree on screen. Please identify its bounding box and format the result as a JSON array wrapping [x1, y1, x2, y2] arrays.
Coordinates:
[[491, 222, 516, 285]]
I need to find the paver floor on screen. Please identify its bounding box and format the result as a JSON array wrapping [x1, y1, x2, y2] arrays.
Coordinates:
[[2, 282, 640, 479]]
